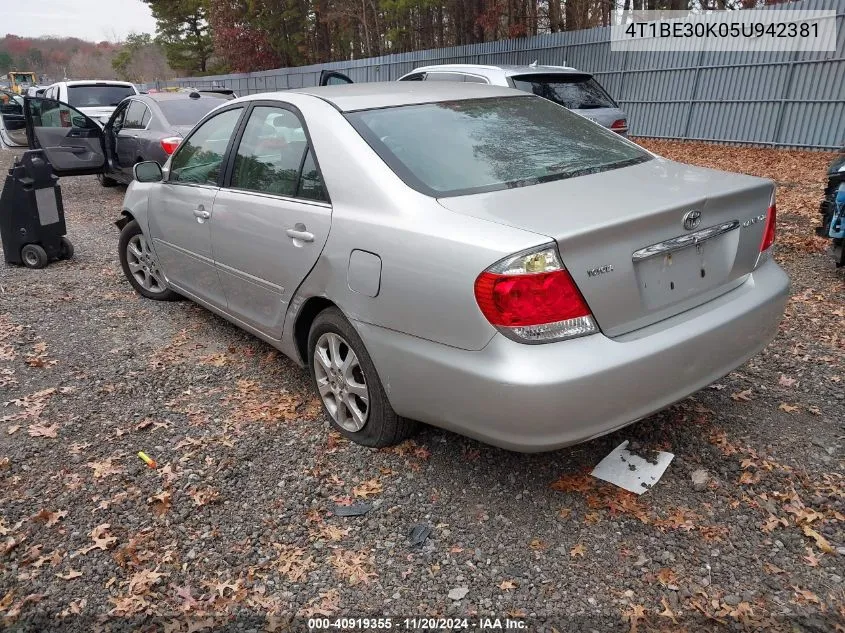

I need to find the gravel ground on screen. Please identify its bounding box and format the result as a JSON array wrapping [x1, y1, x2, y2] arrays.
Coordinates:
[[0, 143, 843, 632]]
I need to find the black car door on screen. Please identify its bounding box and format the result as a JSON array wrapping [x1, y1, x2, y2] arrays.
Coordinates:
[[23, 97, 106, 176], [116, 100, 148, 177]]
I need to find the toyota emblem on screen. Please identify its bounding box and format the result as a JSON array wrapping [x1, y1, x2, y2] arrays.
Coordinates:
[[683, 210, 702, 231]]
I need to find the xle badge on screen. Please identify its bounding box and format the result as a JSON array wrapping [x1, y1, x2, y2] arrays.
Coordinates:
[[587, 264, 614, 277]]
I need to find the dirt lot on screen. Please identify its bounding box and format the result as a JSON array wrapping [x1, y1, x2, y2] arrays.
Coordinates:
[[0, 142, 843, 632]]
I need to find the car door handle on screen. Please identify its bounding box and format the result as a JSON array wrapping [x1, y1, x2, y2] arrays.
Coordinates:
[[286, 228, 314, 242], [193, 208, 211, 220]]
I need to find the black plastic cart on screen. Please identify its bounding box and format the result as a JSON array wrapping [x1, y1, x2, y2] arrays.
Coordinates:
[[0, 149, 73, 268]]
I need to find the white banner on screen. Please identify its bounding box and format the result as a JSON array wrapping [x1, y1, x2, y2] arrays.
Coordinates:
[[611, 10, 837, 52]]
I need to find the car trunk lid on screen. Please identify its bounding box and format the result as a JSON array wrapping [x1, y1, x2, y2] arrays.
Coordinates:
[[437, 158, 774, 336]]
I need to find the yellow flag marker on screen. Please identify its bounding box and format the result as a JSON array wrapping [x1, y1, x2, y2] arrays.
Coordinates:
[[138, 451, 157, 469]]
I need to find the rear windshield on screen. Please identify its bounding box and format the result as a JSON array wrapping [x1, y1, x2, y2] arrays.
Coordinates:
[[67, 84, 136, 108], [347, 96, 650, 197], [510, 73, 617, 110], [158, 98, 226, 126]]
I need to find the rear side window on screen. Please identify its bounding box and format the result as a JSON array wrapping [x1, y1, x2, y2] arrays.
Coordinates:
[[510, 73, 617, 110], [67, 84, 136, 108], [424, 72, 467, 82], [158, 98, 226, 126], [124, 101, 148, 129], [347, 96, 649, 197], [170, 108, 242, 185]]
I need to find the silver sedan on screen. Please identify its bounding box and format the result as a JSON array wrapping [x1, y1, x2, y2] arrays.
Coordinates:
[[26, 82, 790, 451]]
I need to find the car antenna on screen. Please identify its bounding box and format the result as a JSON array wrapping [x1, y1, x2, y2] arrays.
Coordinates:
[[188, 91, 201, 99], [529, 60, 538, 68]]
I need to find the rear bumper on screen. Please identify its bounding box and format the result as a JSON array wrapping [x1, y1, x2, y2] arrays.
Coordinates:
[[355, 258, 790, 452]]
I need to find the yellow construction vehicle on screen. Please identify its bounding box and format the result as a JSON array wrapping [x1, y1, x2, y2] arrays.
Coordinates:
[[5, 71, 38, 94]]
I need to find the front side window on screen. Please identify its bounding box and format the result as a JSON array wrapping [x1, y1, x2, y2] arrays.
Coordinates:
[[510, 73, 617, 110], [231, 106, 326, 200], [347, 96, 649, 197], [169, 108, 242, 185]]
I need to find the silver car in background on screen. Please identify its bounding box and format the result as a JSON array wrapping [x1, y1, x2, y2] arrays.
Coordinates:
[[396, 63, 629, 134], [24, 82, 789, 452], [321, 63, 630, 134]]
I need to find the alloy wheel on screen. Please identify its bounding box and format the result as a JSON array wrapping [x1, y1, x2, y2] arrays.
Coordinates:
[[313, 332, 370, 432], [125, 234, 167, 294]]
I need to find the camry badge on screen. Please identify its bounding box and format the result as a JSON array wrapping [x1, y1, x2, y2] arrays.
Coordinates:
[[682, 210, 702, 231]]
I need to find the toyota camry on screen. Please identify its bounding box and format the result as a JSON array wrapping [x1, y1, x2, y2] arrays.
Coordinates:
[[23, 82, 790, 451]]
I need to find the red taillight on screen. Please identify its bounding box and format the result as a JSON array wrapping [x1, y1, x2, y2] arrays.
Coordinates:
[[475, 270, 591, 327], [760, 204, 777, 252], [160, 136, 182, 155], [475, 245, 598, 342], [60, 109, 71, 127], [610, 119, 628, 133]]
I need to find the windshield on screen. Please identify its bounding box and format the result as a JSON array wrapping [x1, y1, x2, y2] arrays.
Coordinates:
[[347, 96, 649, 197], [67, 84, 136, 108], [510, 73, 617, 110], [11, 73, 35, 87], [158, 98, 226, 126]]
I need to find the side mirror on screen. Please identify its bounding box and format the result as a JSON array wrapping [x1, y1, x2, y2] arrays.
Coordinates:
[[134, 161, 163, 183]]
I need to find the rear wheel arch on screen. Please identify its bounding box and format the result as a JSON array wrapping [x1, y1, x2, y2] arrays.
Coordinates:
[[294, 296, 337, 365]]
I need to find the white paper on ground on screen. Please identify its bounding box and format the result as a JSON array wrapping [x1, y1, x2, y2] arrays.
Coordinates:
[[591, 440, 674, 495]]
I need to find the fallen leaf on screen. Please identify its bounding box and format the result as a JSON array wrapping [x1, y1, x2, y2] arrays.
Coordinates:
[[569, 543, 585, 557], [79, 523, 117, 554], [778, 403, 800, 413], [56, 570, 82, 580], [656, 567, 677, 587], [802, 525, 834, 553], [352, 478, 383, 498], [88, 458, 123, 479], [792, 586, 821, 604], [499, 580, 518, 591], [33, 509, 67, 527], [27, 424, 58, 438], [761, 515, 789, 532], [658, 596, 677, 623], [731, 388, 753, 402], [330, 549, 376, 585], [778, 375, 797, 388], [802, 548, 821, 567]]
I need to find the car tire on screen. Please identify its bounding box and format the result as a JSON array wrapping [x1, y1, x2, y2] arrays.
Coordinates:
[[308, 307, 417, 448], [118, 219, 178, 301], [97, 173, 118, 187], [58, 237, 74, 260], [20, 244, 49, 269]]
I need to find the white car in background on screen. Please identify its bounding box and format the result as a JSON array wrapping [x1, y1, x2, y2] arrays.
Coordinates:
[[41, 80, 138, 125]]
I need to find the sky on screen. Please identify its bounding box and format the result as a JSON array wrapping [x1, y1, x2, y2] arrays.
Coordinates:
[[3, 0, 158, 42]]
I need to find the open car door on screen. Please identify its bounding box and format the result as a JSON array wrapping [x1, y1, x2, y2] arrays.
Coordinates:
[[0, 89, 28, 147], [23, 97, 106, 176], [319, 70, 354, 86]]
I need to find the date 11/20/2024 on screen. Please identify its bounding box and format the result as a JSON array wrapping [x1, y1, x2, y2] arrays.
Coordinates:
[[308, 617, 527, 630]]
